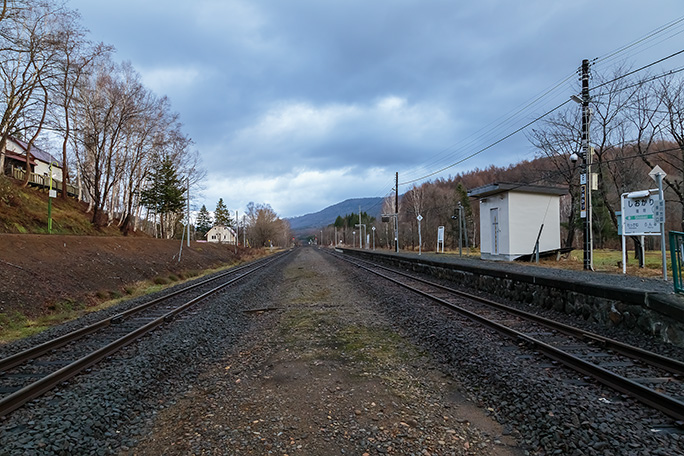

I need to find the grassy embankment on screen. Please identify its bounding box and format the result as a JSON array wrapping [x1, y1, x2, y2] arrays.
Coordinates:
[[0, 176, 247, 343], [0, 175, 123, 235], [0, 264, 235, 344]]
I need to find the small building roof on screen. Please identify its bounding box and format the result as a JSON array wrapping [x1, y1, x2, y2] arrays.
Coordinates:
[[468, 182, 567, 198], [9, 137, 62, 168], [207, 225, 236, 234]]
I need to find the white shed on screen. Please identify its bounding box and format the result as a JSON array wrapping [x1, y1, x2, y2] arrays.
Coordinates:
[[468, 183, 567, 261], [206, 225, 237, 244]]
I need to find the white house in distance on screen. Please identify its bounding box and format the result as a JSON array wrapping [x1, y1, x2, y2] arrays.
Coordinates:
[[206, 225, 237, 244], [2, 137, 63, 181], [468, 182, 567, 261]]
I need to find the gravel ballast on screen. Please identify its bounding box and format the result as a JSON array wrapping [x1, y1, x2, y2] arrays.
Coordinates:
[[0, 247, 682, 455]]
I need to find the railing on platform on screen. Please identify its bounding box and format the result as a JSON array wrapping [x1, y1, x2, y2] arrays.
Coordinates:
[[9, 167, 79, 197], [669, 231, 684, 293]]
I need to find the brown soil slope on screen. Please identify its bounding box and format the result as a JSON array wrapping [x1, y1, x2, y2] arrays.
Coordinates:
[[0, 234, 250, 318]]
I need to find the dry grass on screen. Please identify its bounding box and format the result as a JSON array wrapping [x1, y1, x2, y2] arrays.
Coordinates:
[[0, 176, 120, 235], [429, 246, 671, 279]]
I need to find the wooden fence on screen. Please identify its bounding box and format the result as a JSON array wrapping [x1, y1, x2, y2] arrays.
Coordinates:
[[9, 167, 80, 198]]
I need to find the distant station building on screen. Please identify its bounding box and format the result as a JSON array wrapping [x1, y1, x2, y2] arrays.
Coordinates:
[[206, 225, 237, 244], [468, 182, 567, 261], [3, 137, 63, 180]]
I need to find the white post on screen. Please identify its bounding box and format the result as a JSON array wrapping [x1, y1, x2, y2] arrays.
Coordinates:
[[417, 214, 423, 255], [186, 177, 190, 246], [656, 173, 667, 280], [621, 193, 627, 274]]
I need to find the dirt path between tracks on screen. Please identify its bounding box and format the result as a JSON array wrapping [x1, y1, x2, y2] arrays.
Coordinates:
[[126, 248, 523, 456]]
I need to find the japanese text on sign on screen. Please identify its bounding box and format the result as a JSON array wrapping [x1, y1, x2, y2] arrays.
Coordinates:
[[621, 193, 661, 235]]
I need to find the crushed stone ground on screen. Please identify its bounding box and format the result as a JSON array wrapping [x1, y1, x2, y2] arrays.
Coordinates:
[[126, 248, 522, 455]]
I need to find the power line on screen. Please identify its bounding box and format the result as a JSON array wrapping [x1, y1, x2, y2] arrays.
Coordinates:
[[595, 15, 684, 65], [399, 99, 573, 186], [592, 49, 684, 93], [400, 51, 684, 188], [590, 65, 684, 100], [399, 72, 575, 183]]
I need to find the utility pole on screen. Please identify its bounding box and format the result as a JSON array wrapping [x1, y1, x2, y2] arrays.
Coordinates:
[[186, 177, 190, 246], [359, 205, 363, 249], [580, 59, 593, 271], [395, 172, 399, 252], [355, 205, 367, 250]]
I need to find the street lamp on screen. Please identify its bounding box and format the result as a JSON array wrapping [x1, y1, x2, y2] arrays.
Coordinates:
[[353, 231, 356, 248]]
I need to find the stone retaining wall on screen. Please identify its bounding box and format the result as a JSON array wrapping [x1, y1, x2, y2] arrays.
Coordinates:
[[341, 248, 684, 347]]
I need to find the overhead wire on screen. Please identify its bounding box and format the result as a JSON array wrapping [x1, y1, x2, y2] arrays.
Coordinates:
[[592, 48, 684, 93], [399, 98, 573, 186], [398, 71, 577, 183], [396, 17, 684, 189], [357, 16, 684, 217], [594, 15, 684, 66]]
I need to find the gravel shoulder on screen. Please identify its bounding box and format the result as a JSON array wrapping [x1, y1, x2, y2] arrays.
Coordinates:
[[126, 247, 522, 455]]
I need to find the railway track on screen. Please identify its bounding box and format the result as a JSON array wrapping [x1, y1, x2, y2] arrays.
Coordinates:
[[0, 250, 290, 417], [330, 249, 684, 424]]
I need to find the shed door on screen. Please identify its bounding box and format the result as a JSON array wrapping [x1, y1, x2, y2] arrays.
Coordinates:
[[490, 208, 499, 255]]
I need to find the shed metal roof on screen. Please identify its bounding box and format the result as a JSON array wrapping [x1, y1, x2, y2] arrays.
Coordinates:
[[468, 182, 567, 198]]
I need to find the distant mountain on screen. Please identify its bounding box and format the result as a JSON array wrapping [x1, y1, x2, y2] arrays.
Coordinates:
[[287, 197, 384, 231]]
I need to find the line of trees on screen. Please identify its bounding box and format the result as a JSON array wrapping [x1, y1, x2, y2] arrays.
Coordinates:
[[0, 0, 203, 237]]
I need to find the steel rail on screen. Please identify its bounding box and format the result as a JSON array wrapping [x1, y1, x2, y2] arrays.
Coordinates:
[[0, 252, 282, 373], [333, 252, 684, 422], [347, 255, 684, 376], [0, 250, 289, 417]]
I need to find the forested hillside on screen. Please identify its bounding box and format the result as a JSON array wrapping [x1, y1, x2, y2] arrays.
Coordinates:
[[322, 139, 682, 252]]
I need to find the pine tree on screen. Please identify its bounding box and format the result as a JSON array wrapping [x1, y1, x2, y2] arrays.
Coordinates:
[[214, 198, 232, 226], [196, 204, 212, 237], [140, 155, 186, 238]]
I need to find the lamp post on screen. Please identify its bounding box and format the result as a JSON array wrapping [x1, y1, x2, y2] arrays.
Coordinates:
[[372, 226, 376, 250], [353, 231, 356, 248]]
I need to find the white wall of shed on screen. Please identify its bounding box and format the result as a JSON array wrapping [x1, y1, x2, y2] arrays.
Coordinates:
[[478, 193, 510, 258], [508, 192, 560, 256]]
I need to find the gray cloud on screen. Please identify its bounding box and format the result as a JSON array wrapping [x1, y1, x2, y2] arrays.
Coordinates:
[[69, 0, 684, 217]]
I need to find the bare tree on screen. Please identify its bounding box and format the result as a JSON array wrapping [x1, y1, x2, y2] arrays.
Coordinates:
[[246, 202, 285, 247], [653, 74, 684, 229], [49, 8, 111, 199], [528, 107, 582, 247], [0, 0, 58, 172], [74, 59, 146, 225]]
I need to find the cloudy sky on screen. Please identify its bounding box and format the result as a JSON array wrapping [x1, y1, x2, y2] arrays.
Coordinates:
[[67, 0, 684, 218]]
